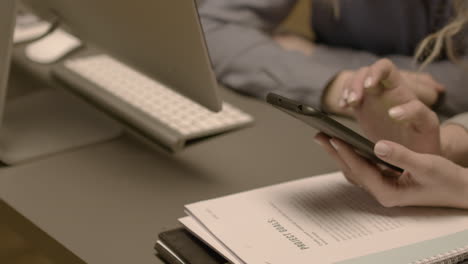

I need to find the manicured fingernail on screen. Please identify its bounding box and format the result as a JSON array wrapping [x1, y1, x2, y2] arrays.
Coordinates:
[[314, 137, 324, 146], [330, 139, 339, 150], [347, 92, 358, 104], [339, 90, 350, 108], [338, 98, 347, 108], [388, 106, 405, 120], [364, 77, 373, 89], [343, 89, 350, 100], [375, 142, 391, 157]]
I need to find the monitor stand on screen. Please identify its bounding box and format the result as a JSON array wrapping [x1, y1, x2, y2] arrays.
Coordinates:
[[0, 88, 122, 165]]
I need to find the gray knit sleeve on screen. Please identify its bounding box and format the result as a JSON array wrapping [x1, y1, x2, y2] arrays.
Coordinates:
[[199, 0, 468, 115], [198, 0, 363, 108], [443, 113, 468, 130]]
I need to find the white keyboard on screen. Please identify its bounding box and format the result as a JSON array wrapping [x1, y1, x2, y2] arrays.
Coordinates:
[[54, 54, 253, 150]]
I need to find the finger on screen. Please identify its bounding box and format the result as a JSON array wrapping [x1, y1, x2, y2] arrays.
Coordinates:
[[314, 134, 359, 185], [387, 99, 439, 132], [412, 74, 444, 105], [374, 141, 429, 172], [435, 83, 446, 93], [365, 59, 403, 92], [346, 67, 369, 107], [415, 73, 446, 93], [314, 133, 352, 175], [339, 73, 354, 109], [329, 138, 397, 191], [339, 89, 349, 108]]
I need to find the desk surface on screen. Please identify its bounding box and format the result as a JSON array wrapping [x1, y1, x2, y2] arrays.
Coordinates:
[[0, 48, 345, 264]]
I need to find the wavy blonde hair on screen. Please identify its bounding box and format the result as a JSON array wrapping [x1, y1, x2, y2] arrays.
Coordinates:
[[415, 0, 468, 68], [326, 0, 468, 68]]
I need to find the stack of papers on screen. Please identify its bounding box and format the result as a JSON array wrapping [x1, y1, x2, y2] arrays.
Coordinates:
[[180, 172, 468, 264]]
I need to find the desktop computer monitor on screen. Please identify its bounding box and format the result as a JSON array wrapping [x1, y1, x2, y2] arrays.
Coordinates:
[[22, 0, 222, 112], [1, 0, 251, 164], [0, 0, 15, 126], [0, 0, 124, 165]]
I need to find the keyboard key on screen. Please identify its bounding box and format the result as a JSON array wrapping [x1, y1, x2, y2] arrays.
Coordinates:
[[59, 55, 254, 149]]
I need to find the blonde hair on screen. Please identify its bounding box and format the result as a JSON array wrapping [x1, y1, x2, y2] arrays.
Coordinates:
[[415, 0, 468, 69], [325, 0, 468, 68], [331, 0, 340, 19]]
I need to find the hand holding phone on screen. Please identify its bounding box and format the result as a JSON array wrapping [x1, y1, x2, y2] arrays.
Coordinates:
[[267, 93, 403, 173]]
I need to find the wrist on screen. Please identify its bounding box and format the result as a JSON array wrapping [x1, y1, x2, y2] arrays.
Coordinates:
[[441, 124, 468, 166]]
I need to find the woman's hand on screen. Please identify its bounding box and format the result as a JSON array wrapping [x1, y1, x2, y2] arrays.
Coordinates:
[[315, 133, 468, 209], [322, 60, 444, 117], [400, 70, 445, 106], [338, 60, 445, 109], [322, 70, 355, 116], [338, 59, 441, 154]]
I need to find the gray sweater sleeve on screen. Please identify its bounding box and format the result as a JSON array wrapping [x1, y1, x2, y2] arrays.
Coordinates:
[[385, 55, 468, 116], [199, 0, 376, 108], [443, 113, 468, 130], [199, 0, 468, 115]]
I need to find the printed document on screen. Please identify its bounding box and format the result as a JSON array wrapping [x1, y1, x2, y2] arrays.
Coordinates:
[[184, 172, 468, 264]]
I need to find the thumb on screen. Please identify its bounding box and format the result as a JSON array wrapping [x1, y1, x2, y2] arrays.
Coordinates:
[[366, 59, 402, 91], [436, 84, 446, 93], [374, 141, 428, 172]]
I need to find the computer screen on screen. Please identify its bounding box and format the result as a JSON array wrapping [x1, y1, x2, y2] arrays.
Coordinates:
[[0, 0, 15, 126], [22, 0, 222, 112]]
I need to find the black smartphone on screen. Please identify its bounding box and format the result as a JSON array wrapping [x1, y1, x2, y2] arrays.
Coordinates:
[[267, 93, 403, 173]]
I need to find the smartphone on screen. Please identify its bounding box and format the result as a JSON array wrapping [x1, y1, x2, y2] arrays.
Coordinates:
[[267, 93, 403, 173]]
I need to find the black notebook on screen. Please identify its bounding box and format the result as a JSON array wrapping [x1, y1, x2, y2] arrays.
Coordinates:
[[155, 228, 227, 264]]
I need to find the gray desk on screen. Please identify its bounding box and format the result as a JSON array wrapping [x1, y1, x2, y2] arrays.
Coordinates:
[[0, 54, 343, 263]]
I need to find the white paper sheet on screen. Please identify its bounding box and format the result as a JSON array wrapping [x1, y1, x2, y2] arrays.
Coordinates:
[[185, 172, 468, 264], [179, 216, 244, 264]]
